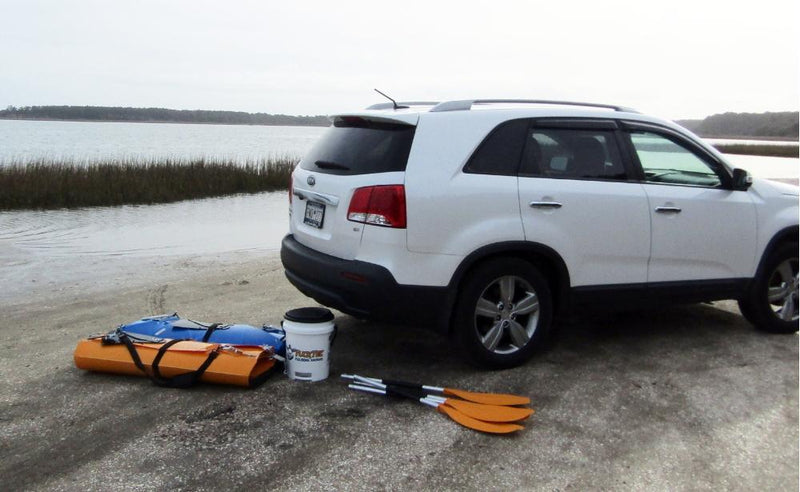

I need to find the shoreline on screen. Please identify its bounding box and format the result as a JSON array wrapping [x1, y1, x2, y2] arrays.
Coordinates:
[[702, 135, 799, 142], [2, 117, 797, 141], [0, 248, 283, 314], [0, 116, 329, 128], [711, 143, 799, 158]]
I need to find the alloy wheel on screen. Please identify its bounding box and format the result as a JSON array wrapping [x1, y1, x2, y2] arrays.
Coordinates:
[[474, 275, 540, 354], [767, 258, 799, 322]]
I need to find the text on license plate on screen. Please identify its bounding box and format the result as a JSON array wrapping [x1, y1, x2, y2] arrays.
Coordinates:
[[303, 201, 325, 228]]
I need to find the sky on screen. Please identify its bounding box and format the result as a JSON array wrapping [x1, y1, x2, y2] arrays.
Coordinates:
[[0, 0, 798, 120]]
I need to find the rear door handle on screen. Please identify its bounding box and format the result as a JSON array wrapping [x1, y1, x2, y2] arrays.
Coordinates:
[[529, 201, 563, 209], [655, 206, 681, 214]]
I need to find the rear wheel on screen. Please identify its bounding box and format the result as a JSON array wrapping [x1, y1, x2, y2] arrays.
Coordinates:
[[453, 258, 553, 369], [738, 242, 798, 333]]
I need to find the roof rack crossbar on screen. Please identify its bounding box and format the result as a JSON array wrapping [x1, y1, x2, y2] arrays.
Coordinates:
[[430, 99, 638, 113], [366, 101, 440, 110]]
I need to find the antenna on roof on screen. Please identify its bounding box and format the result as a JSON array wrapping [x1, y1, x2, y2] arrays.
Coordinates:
[[374, 89, 407, 110]]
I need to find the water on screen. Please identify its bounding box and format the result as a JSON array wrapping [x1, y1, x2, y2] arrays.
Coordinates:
[[0, 120, 326, 164], [0, 119, 794, 174], [724, 154, 798, 180], [0, 120, 797, 306], [1, 192, 288, 258], [0, 192, 291, 305], [706, 138, 797, 147]]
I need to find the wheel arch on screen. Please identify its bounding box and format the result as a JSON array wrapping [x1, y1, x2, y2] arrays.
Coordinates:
[[754, 226, 799, 280], [444, 241, 571, 333]]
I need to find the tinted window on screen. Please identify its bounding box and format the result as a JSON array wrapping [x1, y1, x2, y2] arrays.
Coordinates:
[[300, 117, 416, 175], [629, 132, 722, 187], [520, 128, 626, 180], [464, 119, 529, 175]]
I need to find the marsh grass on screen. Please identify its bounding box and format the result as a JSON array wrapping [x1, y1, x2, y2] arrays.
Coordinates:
[[3, 143, 796, 210], [0, 156, 296, 210], [712, 143, 799, 158]]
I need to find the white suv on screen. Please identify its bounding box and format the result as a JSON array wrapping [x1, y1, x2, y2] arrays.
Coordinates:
[[280, 99, 799, 368]]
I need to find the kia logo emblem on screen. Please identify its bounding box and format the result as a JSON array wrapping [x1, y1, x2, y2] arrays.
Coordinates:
[[307, 176, 316, 186]]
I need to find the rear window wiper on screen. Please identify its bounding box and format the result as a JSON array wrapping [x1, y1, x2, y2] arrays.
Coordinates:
[[315, 160, 350, 171]]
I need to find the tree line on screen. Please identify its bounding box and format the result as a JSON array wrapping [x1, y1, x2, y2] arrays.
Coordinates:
[[2, 105, 797, 138], [0, 105, 330, 126], [677, 111, 798, 139]]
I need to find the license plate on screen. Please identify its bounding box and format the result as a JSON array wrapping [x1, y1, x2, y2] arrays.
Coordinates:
[[303, 201, 325, 228]]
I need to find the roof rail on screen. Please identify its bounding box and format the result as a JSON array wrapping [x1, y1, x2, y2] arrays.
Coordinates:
[[366, 101, 440, 110], [430, 99, 638, 113]]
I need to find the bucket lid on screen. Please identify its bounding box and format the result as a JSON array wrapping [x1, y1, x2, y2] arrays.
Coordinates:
[[284, 307, 334, 324]]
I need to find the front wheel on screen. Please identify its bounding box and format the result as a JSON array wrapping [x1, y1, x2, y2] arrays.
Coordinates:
[[738, 242, 798, 334], [453, 258, 553, 369]]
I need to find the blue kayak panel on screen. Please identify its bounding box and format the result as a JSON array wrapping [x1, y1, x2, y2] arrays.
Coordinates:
[[120, 313, 285, 355]]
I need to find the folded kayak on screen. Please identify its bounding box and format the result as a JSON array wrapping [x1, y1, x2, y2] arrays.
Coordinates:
[[74, 329, 276, 388], [119, 313, 285, 355]]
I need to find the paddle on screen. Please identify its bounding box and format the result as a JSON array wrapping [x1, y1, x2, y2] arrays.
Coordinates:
[[431, 401, 524, 434], [341, 374, 530, 406], [348, 384, 524, 434], [348, 381, 533, 423]]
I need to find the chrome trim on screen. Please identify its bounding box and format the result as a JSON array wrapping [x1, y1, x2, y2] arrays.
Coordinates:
[[529, 201, 563, 209], [431, 99, 638, 113], [292, 188, 340, 206]]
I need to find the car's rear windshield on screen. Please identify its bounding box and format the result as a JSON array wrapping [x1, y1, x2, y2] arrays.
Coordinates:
[[299, 116, 416, 175]]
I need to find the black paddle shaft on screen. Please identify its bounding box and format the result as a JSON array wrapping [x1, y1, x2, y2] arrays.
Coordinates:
[[382, 384, 426, 401], [382, 378, 439, 393]]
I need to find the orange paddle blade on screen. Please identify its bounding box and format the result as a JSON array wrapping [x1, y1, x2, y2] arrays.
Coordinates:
[[443, 387, 530, 406], [436, 405, 524, 434], [443, 398, 534, 423]]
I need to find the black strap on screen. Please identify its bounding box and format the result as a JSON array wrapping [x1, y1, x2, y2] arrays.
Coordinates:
[[201, 323, 221, 343], [118, 333, 219, 389], [119, 333, 149, 374], [151, 340, 220, 388]]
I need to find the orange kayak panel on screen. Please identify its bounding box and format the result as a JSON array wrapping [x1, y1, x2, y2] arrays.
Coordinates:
[[73, 338, 275, 387]]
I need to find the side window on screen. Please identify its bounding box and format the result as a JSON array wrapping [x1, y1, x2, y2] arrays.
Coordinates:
[[519, 128, 626, 180], [464, 119, 529, 175], [629, 131, 722, 187]]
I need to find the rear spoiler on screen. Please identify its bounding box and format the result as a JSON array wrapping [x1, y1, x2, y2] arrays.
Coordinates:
[[332, 111, 419, 126]]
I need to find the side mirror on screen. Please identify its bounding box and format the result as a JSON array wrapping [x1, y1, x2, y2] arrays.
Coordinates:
[[732, 168, 753, 191]]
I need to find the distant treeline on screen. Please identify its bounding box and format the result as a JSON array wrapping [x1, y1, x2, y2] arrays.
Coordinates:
[[677, 111, 798, 140], [2, 105, 798, 138], [0, 105, 330, 126]]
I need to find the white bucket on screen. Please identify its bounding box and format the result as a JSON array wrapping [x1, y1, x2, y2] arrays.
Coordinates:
[[282, 307, 336, 382]]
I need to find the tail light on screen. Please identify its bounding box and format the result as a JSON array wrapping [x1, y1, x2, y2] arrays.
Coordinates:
[[347, 185, 406, 228], [288, 174, 293, 205]]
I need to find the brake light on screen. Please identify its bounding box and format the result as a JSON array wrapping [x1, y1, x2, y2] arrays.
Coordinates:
[[288, 174, 293, 205], [347, 185, 406, 228]]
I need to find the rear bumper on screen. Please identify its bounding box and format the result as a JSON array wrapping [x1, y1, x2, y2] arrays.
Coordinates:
[[280, 234, 449, 329]]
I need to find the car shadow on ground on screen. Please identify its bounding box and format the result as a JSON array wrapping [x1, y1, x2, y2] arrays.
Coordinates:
[[331, 301, 776, 381]]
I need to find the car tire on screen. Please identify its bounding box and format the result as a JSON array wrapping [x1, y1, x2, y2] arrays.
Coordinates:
[[737, 298, 759, 326], [453, 258, 553, 369], [738, 242, 798, 334]]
